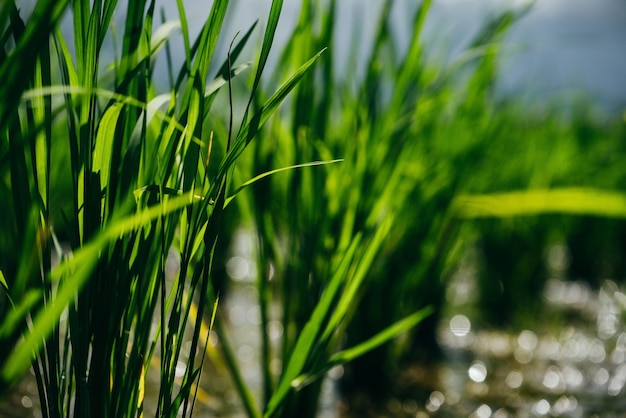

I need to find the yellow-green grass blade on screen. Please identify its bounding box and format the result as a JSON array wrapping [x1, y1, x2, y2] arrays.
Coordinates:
[[21, 85, 198, 148], [0, 271, 7, 291], [454, 188, 626, 219], [0, 290, 40, 342], [93, 102, 124, 191], [31, 46, 53, 212]]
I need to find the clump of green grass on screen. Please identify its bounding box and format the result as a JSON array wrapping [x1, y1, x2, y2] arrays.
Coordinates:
[[0, 0, 326, 416], [218, 0, 626, 412], [218, 0, 533, 409]]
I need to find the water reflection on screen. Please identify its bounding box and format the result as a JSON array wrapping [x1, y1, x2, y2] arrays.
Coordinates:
[[425, 391, 445, 412], [542, 365, 564, 392], [468, 361, 487, 383], [225, 255, 251, 282], [532, 399, 550, 415], [363, 275, 626, 417], [505, 370, 523, 389], [449, 314, 471, 337], [20, 396, 33, 409], [517, 330, 538, 351], [472, 404, 491, 418]]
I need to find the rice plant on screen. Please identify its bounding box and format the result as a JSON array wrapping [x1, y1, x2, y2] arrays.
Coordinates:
[[218, 0, 532, 410], [219, 0, 626, 413], [0, 0, 324, 416]]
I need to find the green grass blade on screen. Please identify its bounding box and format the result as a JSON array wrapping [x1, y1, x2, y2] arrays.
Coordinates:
[[245, 0, 283, 112], [31, 41, 53, 210], [264, 236, 361, 417], [0, 290, 40, 342], [119, 0, 148, 77], [217, 48, 326, 181], [454, 188, 626, 219], [101, 0, 120, 46], [176, 0, 192, 72], [322, 215, 393, 343], [93, 103, 124, 192], [189, 0, 229, 83], [0, 270, 7, 291], [204, 61, 252, 106], [213, 20, 258, 81], [169, 368, 202, 418], [225, 159, 343, 206], [291, 306, 434, 390]]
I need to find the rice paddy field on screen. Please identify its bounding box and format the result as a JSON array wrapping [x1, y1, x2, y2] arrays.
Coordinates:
[[1, 1, 625, 417]]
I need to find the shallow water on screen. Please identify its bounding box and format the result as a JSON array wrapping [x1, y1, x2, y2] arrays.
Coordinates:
[[341, 274, 626, 417]]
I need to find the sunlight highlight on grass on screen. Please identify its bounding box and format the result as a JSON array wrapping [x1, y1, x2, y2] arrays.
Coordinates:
[[454, 188, 626, 219]]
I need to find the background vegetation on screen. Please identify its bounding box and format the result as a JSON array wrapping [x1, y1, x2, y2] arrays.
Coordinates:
[[1, 0, 625, 417]]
